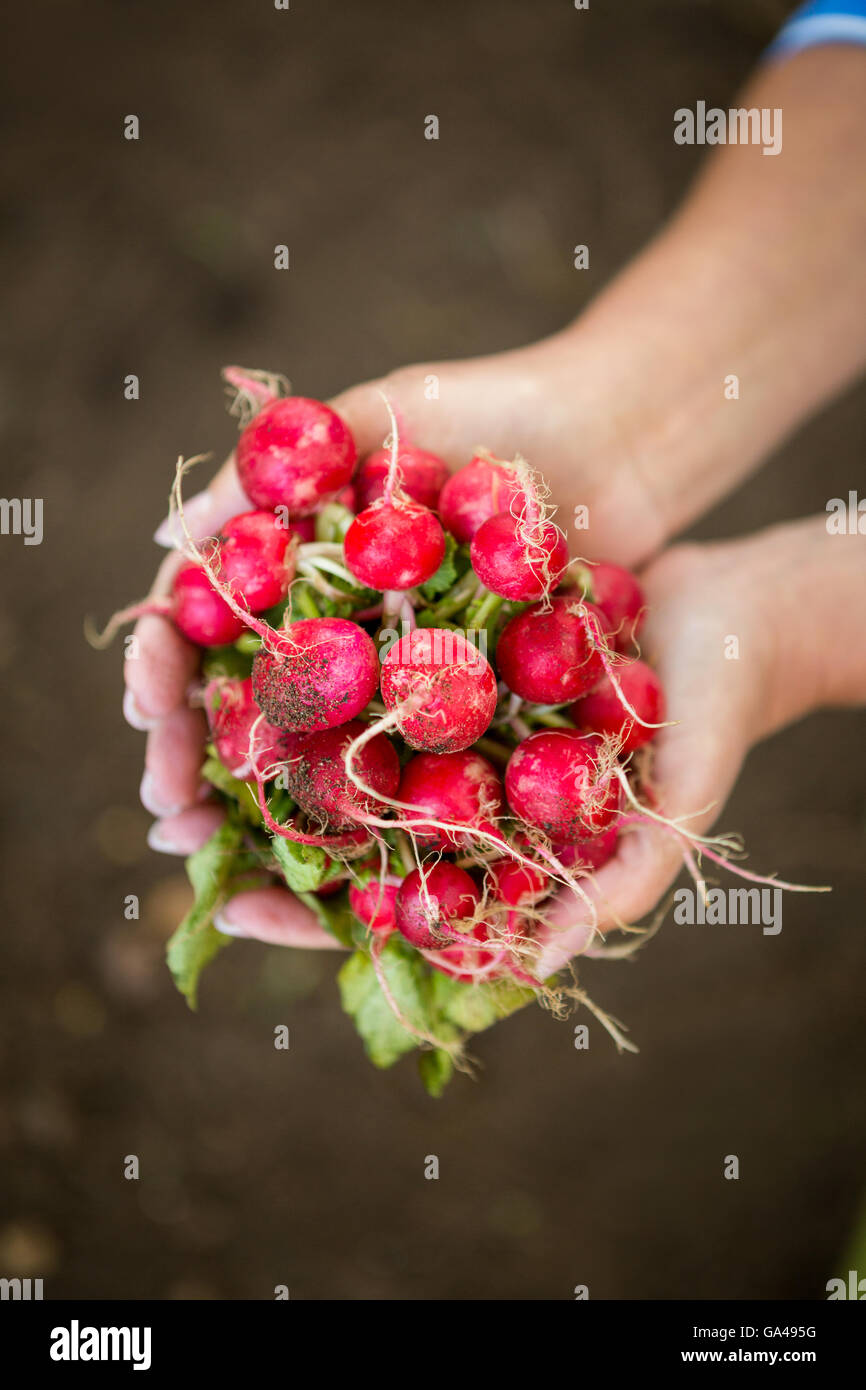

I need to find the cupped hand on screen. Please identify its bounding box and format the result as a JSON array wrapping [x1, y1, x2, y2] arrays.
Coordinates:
[[126, 334, 666, 913]]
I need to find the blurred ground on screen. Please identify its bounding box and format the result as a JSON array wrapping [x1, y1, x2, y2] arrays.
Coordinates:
[[0, 0, 864, 1299]]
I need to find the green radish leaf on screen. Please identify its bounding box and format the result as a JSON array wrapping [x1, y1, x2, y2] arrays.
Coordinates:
[[430, 970, 536, 1033], [166, 820, 245, 1009], [338, 937, 436, 1068], [270, 835, 329, 893], [201, 755, 264, 827], [420, 533, 459, 600], [418, 1047, 454, 1098]]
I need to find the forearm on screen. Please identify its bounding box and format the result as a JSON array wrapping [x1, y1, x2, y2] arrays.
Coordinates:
[[546, 46, 866, 552]]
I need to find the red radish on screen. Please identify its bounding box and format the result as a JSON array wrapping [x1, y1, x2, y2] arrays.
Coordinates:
[[571, 659, 665, 754], [343, 501, 446, 591], [355, 447, 449, 513], [349, 877, 400, 935], [252, 617, 379, 732], [496, 597, 607, 704], [315, 878, 346, 898], [214, 510, 296, 613], [236, 396, 356, 515], [438, 454, 522, 543], [552, 826, 619, 872], [283, 720, 400, 830], [171, 562, 246, 646], [380, 629, 498, 753], [397, 750, 504, 849], [204, 677, 298, 781], [394, 863, 480, 949], [471, 511, 569, 601], [582, 562, 645, 652], [505, 729, 620, 840], [486, 857, 549, 907]]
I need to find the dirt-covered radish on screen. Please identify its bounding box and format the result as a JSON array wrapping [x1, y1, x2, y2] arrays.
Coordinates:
[[505, 729, 621, 840], [496, 597, 608, 704], [236, 396, 357, 515], [394, 863, 481, 948], [343, 500, 446, 591], [397, 750, 504, 849], [438, 453, 522, 542], [380, 629, 498, 753], [355, 446, 449, 513], [214, 510, 297, 612], [580, 562, 646, 652], [470, 511, 569, 601], [283, 720, 401, 831], [204, 676, 298, 781], [571, 659, 666, 754], [252, 617, 379, 732]]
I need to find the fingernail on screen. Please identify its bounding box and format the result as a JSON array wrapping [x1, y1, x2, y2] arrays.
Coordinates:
[[153, 491, 215, 547], [214, 908, 246, 938], [139, 771, 183, 818], [123, 689, 158, 731], [147, 822, 185, 855]]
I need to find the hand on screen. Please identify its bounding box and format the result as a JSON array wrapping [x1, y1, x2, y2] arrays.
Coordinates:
[[537, 516, 866, 972]]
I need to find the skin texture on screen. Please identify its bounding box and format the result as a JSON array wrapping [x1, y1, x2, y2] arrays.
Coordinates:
[[131, 47, 866, 952], [355, 446, 449, 512]]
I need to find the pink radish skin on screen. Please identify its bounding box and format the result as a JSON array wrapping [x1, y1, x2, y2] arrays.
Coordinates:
[[172, 563, 246, 646], [397, 750, 504, 849], [571, 659, 666, 754], [584, 562, 645, 652], [343, 501, 446, 591], [349, 878, 400, 935], [394, 863, 481, 949], [252, 617, 379, 733], [355, 447, 449, 513], [505, 729, 621, 840], [284, 720, 401, 831], [236, 396, 357, 515], [438, 455, 522, 543], [380, 629, 498, 753], [470, 512, 569, 602], [204, 677, 298, 782], [496, 597, 608, 704], [215, 510, 296, 613]]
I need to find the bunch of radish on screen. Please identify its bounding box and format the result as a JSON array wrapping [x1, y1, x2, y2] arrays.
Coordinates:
[[97, 365, 757, 1094]]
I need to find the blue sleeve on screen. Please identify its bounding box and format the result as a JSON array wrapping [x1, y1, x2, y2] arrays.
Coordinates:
[[766, 0, 866, 59]]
